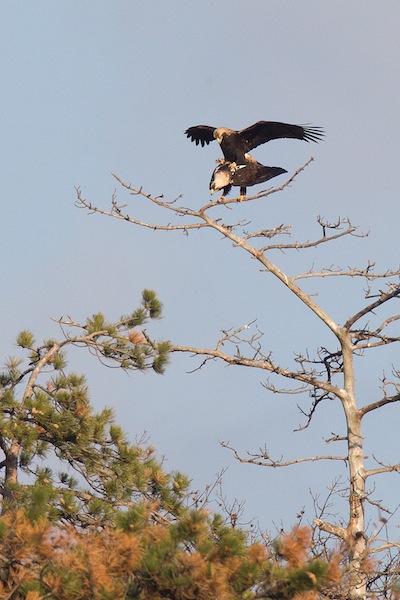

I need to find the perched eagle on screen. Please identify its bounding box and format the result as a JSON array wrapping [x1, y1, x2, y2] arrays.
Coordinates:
[[210, 159, 287, 198], [185, 121, 324, 164]]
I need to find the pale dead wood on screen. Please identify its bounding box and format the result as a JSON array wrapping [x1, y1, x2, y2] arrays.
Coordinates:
[[220, 440, 348, 467]]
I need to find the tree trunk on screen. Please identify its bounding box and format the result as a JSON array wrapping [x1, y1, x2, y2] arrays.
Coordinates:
[[341, 331, 367, 599]]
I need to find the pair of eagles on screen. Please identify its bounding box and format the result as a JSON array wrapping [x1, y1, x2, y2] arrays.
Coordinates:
[[185, 121, 324, 198]]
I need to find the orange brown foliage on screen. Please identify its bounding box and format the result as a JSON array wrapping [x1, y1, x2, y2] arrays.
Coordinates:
[[128, 329, 147, 344], [280, 525, 312, 567]]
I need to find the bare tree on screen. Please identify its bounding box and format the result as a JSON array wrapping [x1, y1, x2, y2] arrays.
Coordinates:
[[76, 161, 400, 599]]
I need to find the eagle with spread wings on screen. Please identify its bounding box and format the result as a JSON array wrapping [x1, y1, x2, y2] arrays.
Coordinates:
[[185, 121, 324, 165]]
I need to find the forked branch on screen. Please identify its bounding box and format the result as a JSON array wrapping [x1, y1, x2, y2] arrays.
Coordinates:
[[171, 340, 342, 399], [220, 441, 347, 467], [345, 284, 400, 330]]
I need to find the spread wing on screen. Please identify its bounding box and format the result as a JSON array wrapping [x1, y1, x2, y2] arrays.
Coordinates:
[[232, 163, 287, 187], [239, 121, 324, 152], [185, 125, 216, 147]]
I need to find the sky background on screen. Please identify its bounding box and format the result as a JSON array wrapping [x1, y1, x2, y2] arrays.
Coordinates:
[[1, 1, 399, 536]]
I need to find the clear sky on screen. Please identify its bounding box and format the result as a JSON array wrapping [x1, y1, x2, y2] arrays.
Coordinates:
[[1, 1, 399, 533]]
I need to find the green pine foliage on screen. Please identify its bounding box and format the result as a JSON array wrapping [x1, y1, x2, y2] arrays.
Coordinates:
[[142, 288, 163, 319], [0, 292, 176, 523], [15, 330, 36, 349]]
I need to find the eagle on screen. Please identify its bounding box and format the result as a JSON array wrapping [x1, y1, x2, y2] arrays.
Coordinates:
[[210, 159, 287, 198], [185, 120, 324, 164]]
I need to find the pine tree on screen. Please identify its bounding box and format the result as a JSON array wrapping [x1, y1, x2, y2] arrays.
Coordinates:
[[0, 290, 176, 524], [0, 508, 344, 599]]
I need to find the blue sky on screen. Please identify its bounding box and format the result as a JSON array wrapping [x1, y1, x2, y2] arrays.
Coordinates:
[[1, 1, 399, 533]]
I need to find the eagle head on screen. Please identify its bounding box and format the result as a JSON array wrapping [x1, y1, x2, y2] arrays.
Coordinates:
[[209, 162, 231, 194], [213, 127, 232, 144]]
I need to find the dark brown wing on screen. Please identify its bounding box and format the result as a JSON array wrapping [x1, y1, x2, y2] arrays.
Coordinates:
[[185, 125, 216, 147], [238, 121, 325, 152], [232, 163, 287, 187]]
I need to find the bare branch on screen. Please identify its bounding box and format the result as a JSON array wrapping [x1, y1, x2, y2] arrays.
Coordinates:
[[365, 458, 400, 479], [171, 342, 342, 398], [75, 186, 209, 232], [261, 380, 313, 395], [314, 517, 348, 541], [345, 283, 400, 330], [220, 441, 347, 467], [324, 433, 347, 443], [358, 494, 394, 520], [244, 223, 292, 240], [355, 340, 400, 352], [317, 214, 367, 238], [187, 468, 228, 510], [294, 391, 332, 431], [375, 314, 400, 334], [360, 392, 400, 417], [263, 217, 363, 254], [75, 161, 315, 235], [292, 264, 400, 282], [371, 541, 400, 553]]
